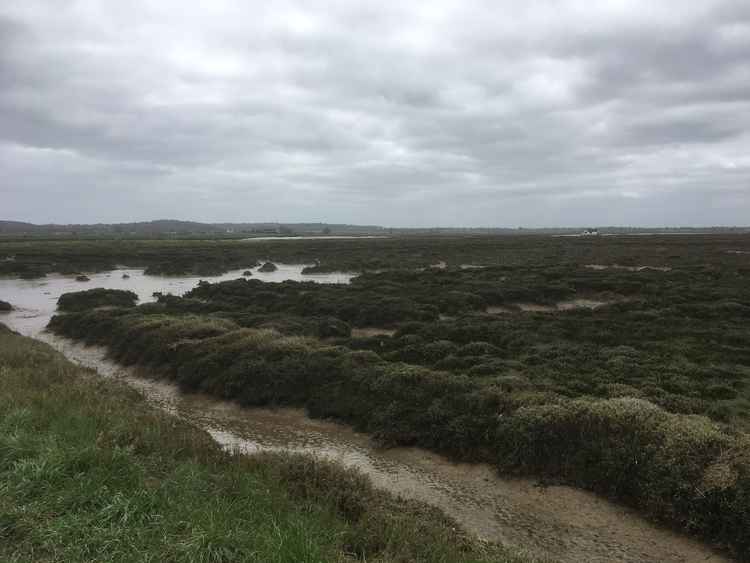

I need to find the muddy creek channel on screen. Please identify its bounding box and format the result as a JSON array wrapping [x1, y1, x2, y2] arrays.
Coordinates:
[[0, 269, 732, 563]]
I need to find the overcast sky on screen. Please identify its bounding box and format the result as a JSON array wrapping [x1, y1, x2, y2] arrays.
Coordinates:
[[1, 1, 749, 227]]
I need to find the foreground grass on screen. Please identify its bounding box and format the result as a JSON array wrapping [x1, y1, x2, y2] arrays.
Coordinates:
[[0, 325, 532, 563]]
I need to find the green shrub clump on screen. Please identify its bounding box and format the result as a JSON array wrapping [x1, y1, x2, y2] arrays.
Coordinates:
[[258, 262, 278, 272], [47, 307, 750, 558], [57, 288, 139, 312]]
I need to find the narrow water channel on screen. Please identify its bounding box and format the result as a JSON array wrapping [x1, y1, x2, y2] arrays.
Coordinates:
[[0, 269, 733, 563]]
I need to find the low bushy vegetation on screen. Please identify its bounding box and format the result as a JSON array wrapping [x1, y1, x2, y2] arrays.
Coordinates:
[[259, 261, 278, 272], [0, 324, 528, 563], [50, 308, 750, 558], [2, 231, 749, 278], [57, 288, 139, 311], [0, 299, 11, 311], [35, 232, 750, 558], [170, 258, 750, 423]]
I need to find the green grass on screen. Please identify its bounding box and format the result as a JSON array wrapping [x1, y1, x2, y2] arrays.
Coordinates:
[[0, 324, 533, 563]]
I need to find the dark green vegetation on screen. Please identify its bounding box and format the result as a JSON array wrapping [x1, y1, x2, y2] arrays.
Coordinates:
[[0, 324, 529, 563], [46, 233, 750, 559], [57, 288, 139, 312], [259, 261, 278, 272], [0, 300, 11, 311], [2, 232, 748, 278]]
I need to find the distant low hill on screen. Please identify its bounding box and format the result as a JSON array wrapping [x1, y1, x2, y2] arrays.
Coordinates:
[[0, 220, 386, 237]]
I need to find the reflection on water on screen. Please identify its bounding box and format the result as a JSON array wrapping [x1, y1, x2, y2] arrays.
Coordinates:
[[0, 264, 354, 336], [0, 270, 733, 563]]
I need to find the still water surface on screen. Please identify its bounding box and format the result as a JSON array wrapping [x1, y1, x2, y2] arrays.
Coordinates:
[[0, 264, 353, 336]]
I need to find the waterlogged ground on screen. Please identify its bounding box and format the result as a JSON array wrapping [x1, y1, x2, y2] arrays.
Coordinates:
[[0, 264, 353, 336], [0, 270, 734, 563]]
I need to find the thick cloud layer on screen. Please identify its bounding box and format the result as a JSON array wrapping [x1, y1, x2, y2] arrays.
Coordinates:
[[1, 1, 749, 226]]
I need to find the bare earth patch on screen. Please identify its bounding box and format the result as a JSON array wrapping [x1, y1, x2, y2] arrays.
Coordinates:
[[351, 327, 397, 338], [556, 299, 608, 311], [486, 299, 610, 315], [518, 303, 557, 312], [415, 261, 447, 272], [485, 306, 515, 314], [585, 264, 672, 272]]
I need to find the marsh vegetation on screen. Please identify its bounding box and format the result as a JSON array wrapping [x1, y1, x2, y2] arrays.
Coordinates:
[[5, 233, 750, 559], [57, 288, 139, 311], [259, 261, 278, 272], [2, 232, 748, 279], [0, 324, 528, 563]]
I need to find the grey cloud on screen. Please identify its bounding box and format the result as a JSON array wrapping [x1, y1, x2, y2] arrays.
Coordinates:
[[1, 0, 749, 227]]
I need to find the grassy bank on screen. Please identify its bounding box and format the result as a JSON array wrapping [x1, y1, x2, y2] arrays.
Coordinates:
[[48, 306, 750, 559], [0, 324, 531, 563]]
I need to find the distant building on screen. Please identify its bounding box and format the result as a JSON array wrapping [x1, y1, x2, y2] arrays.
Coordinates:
[[582, 228, 599, 236]]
